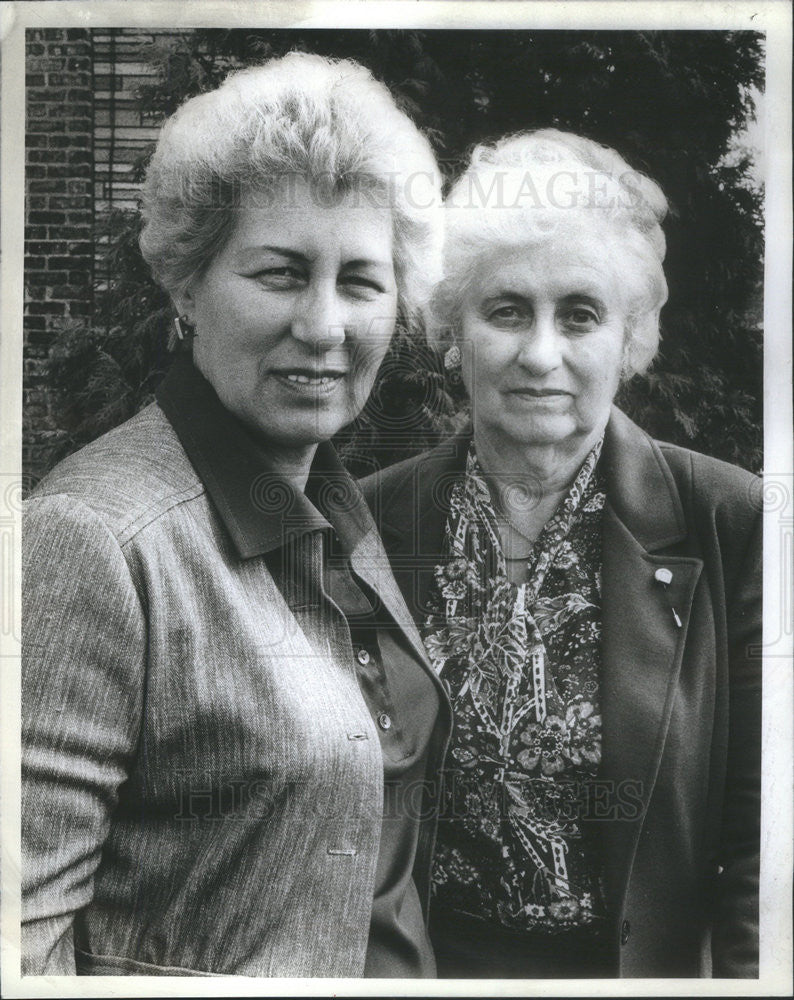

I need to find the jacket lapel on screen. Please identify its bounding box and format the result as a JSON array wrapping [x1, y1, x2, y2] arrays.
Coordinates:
[[348, 526, 435, 671], [597, 409, 703, 914], [370, 435, 470, 632]]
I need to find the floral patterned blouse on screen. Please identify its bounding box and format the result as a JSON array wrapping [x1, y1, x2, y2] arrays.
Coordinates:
[[424, 438, 607, 933]]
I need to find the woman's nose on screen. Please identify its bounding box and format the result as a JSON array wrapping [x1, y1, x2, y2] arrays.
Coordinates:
[[290, 284, 348, 347], [516, 315, 562, 374]]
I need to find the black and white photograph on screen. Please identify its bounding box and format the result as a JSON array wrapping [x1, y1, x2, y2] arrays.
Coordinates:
[[1, 1, 791, 996]]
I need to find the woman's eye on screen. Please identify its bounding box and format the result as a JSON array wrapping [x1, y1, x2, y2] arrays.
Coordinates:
[[255, 266, 306, 287], [340, 275, 385, 296], [563, 307, 600, 329], [486, 304, 525, 325]]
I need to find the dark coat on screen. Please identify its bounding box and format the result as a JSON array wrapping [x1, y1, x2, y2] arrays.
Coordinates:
[[359, 406, 761, 977]]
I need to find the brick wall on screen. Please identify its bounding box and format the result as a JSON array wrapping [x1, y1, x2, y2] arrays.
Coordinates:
[[24, 29, 194, 485], [25, 27, 95, 482]]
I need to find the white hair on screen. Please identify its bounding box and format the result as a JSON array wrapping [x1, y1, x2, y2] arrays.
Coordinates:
[[431, 129, 669, 376], [139, 51, 443, 331]]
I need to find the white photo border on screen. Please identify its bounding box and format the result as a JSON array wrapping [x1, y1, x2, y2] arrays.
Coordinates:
[[1, 2, 791, 997]]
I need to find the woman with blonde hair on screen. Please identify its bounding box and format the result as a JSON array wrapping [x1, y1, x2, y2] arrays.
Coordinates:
[[22, 51, 450, 978]]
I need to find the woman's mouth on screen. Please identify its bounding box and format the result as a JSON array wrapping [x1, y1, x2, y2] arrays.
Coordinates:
[[284, 373, 337, 386], [509, 387, 570, 400], [272, 369, 347, 394]]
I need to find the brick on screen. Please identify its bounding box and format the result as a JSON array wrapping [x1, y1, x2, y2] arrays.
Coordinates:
[[47, 73, 84, 87], [27, 210, 66, 225], [27, 241, 67, 254], [27, 89, 56, 102], [25, 226, 47, 240], [70, 270, 93, 283], [67, 59, 91, 72], [27, 105, 47, 119], [29, 180, 67, 194], [59, 104, 92, 119], [69, 302, 92, 316], [27, 301, 65, 315], [50, 285, 84, 298], [66, 28, 89, 40], [25, 135, 49, 148], [36, 58, 67, 72], [48, 105, 91, 121], [26, 270, 66, 285], [60, 226, 93, 239], [49, 256, 89, 269], [50, 196, 91, 210], [24, 286, 46, 300], [65, 149, 94, 170], [45, 136, 77, 148], [26, 74, 46, 87], [26, 43, 45, 56], [67, 241, 93, 254], [67, 149, 93, 165], [25, 332, 55, 350], [59, 165, 92, 179], [66, 120, 93, 133], [24, 256, 46, 269], [67, 180, 91, 194], [41, 165, 73, 178], [27, 119, 66, 133], [27, 149, 67, 164], [65, 42, 92, 57], [26, 165, 47, 179]]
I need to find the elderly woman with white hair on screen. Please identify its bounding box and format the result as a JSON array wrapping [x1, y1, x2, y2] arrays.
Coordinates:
[[21, 52, 451, 977], [362, 130, 761, 978]]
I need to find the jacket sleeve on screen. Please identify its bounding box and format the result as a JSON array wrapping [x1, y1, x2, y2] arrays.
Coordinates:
[[22, 494, 146, 975], [711, 507, 762, 977]]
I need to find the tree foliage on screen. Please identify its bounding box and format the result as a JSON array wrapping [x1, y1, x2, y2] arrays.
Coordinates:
[[43, 29, 764, 473]]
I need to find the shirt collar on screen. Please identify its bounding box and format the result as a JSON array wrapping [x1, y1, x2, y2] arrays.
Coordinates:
[[155, 355, 372, 559]]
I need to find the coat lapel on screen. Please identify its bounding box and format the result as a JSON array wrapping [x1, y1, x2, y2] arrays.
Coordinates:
[[368, 435, 470, 633], [597, 409, 703, 914], [348, 525, 435, 671]]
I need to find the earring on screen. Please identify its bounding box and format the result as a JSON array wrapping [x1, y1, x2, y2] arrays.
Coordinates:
[[173, 315, 195, 341], [444, 344, 461, 371]]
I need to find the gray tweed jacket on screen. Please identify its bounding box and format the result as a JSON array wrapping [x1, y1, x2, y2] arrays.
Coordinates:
[[22, 400, 450, 977]]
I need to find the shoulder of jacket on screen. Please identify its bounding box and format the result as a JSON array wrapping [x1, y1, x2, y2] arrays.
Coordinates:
[[359, 450, 426, 501], [359, 435, 469, 501], [656, 440, 761, 532], [27, 403, 205, 546]]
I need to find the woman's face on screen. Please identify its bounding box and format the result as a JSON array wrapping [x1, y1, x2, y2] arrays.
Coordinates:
[[180, 178, 398, 450], [459, 221, 630, 456]]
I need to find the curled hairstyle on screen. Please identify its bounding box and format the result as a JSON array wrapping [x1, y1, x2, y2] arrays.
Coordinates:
[[139, 51, 443, 331], [432, 130, 669, 377]]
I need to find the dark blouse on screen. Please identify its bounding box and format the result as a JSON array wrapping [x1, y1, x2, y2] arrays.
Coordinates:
[[423, 439, 607, 934]]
